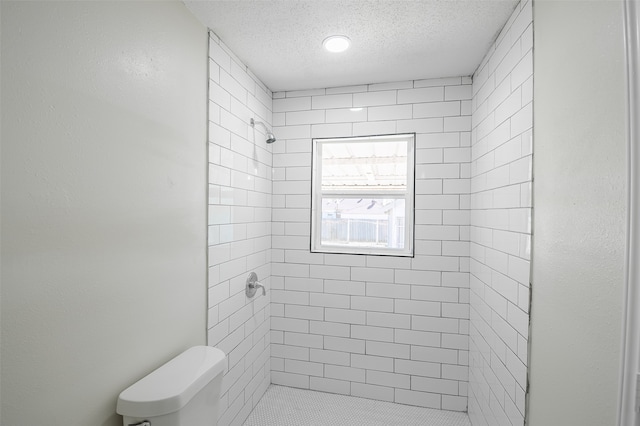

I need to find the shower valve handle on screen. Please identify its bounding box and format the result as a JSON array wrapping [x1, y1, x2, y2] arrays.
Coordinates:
[[246, 272, 266, 298], [250, 281, 266, 296]]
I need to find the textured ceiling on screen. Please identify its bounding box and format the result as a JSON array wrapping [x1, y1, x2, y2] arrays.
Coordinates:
[[184, 1, 519, 92]]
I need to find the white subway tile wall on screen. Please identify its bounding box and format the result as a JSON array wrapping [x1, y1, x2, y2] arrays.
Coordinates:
[[271, 76, 472, 412], [208, 33, 272, 426], [468, 1, 532, 425], [206, 4, 532, 421]]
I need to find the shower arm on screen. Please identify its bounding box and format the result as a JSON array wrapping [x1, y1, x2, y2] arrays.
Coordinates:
[[250, 118, 276, 144], [250, 118, 268, 132]]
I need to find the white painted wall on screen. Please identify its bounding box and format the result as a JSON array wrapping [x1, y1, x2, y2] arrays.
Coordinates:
[[0, 2, 208, 425], [528, 1, 627, 424], [206, 33, 273, 426]]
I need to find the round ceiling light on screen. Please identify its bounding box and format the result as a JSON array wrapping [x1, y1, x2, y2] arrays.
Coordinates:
[[323, 35, 351, 53]]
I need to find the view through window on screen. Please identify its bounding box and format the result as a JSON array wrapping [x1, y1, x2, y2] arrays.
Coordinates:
[[311, 133, 415, 256]]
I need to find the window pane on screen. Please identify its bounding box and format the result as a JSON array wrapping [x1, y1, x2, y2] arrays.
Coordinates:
[[311, 133, 415, 257], [321, 141, 407, 191], [320, 198, 406, 249]]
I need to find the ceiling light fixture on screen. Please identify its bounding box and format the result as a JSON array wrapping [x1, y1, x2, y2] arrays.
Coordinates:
[[323, 35, 351, 53]]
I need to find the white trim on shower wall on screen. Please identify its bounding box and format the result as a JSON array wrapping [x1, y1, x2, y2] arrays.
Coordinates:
[[619, 0, 640, 424]]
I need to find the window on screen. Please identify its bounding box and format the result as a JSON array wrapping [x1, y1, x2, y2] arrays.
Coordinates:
[[311, 133, 415, 256]]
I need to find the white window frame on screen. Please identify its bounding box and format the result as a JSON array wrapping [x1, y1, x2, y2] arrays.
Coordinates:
[[310, 133, 415, 257]]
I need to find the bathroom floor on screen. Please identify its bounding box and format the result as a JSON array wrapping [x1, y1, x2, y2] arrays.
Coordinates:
[[243, 385, 471, 426]]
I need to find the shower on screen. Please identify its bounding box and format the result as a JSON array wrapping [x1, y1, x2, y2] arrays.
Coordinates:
[[250, 118, 276, 144]]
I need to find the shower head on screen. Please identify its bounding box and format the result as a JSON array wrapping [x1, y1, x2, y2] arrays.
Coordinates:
[[250, 118, 277, 144], [265, 132, 276, 144]]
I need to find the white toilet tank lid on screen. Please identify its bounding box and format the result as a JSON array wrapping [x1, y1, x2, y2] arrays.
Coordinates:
[[116, 346, 226, 418]]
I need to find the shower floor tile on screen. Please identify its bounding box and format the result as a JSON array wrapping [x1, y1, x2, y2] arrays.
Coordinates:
[[243, 385, 471, 426]]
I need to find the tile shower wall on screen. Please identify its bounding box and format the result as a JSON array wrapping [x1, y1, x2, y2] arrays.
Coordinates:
[[270, 79, 473, 411], [468, 1, 532, 425], [206, 32, 273, 426]]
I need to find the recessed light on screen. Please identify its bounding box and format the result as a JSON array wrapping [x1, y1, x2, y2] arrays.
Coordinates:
[[323, 35, 351, 53]]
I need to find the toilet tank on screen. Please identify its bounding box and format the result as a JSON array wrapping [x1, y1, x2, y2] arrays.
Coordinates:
[[117, 346, 226, 426]]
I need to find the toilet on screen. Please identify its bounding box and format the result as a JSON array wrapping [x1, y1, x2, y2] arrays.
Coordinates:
[[117, 346, 226, 426]]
